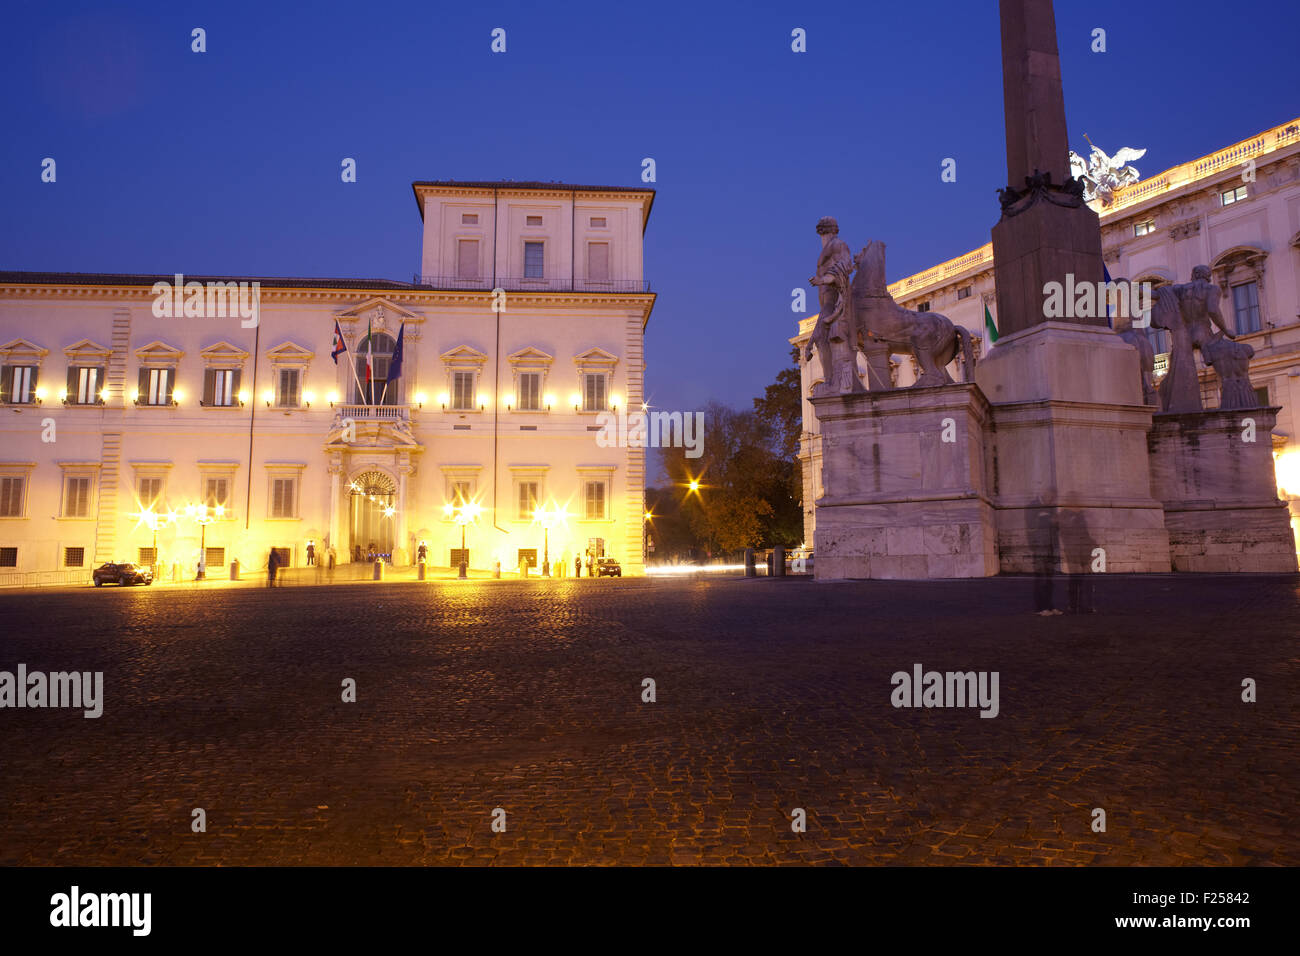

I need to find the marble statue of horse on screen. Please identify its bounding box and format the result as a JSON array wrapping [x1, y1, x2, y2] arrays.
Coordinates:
[[850, 240, 975, 387]]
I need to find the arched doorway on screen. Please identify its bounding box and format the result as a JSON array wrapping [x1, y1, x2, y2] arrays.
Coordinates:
[[349, 470, 396, 560], [352, 331, 402, 405]]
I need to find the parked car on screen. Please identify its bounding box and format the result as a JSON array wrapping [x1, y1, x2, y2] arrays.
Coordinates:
[[92, 562, 154, 587], [595, 557, 622, 577]]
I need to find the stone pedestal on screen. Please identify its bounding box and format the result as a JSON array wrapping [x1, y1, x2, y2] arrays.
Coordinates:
[[1148, 408, 1298, 572], [976, 321, 1171, 573], [810, 383, 998, 579]]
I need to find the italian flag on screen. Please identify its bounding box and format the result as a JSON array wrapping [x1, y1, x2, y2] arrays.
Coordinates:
[[364, 317, 374, 399], [984, 303, 999, 346]]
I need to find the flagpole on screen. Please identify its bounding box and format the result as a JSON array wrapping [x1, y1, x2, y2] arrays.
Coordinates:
[[333, 321, 367, 405]]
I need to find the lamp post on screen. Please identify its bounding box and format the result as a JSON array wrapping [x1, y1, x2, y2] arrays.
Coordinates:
[[184, 502, 224, 580], [132, 506, 175, 576], [531, 503, 567, 578], [443, 500, 482, 579]]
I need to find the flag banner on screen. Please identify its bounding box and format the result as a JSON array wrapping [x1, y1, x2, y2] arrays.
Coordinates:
[[388, 322, 405, 382], [984, 302, 999, 345], [1103, 263, 1115, 328], [330, 320, 347, 364]]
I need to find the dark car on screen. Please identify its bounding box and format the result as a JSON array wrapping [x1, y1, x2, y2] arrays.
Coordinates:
[[595, 557, 622, 577], [92, 562, 154, 587]]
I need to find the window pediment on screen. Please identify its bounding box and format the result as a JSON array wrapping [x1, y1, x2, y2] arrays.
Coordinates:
[[63, 339, 111, 362], [0, 338, 49, 363], [134, 341, 184, 365], [266, 341, 315, 365], [508, 346, 554, 368], [441, 345, 489, 368], [199, 341, 250, 367], [573, 347, 618, 369]]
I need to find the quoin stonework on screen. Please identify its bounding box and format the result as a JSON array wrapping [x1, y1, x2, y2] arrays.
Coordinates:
[[0, 181, 654, 580]]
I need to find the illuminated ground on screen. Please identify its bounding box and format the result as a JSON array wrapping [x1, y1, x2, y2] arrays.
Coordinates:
[[0, 574, 1295, 865]]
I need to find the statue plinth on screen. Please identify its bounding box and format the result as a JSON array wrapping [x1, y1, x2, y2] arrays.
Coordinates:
[[809, 383, 999, 579], [1149, 407, 1298, 573]]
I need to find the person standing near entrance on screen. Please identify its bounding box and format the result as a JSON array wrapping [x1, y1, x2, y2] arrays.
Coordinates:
[[417, 541, 428, 563], [306, 540, 316, 566], [575, 553, 582, 577], [267, 548, 280, 588]]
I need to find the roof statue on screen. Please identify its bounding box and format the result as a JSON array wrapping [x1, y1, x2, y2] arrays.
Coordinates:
[[1068, 136, 1147, 206]]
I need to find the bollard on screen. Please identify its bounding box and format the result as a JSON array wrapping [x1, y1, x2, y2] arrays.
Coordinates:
[[520, 562, 529, 579], [373, 559, 384, 581], [230, 559, 240, 581], [744, 549, 756, 578], [417, 562, 426, 581], [458, 560, 467, 580], [773, 546, 786, 578], [493, 559, 501, 579]]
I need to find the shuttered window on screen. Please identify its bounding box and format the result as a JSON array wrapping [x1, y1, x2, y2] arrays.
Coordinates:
[[205, 478, 229, 510], [452, 371, 475, 410], [270, 478, 296, 518], [69, 366, 103, 404], [139, 367, 172, 405], [4, 366, 36, 404], [583, 373, 607, 412], [203, 368, 237, 406], [64, 476, 91, 517], [584, 480, 607, 520], [138, 477, 163, 509], [0, 476, 24, 516], [276, 368, 299, 407], [517, 372, 541, 410], [517, 481, 539, 520]]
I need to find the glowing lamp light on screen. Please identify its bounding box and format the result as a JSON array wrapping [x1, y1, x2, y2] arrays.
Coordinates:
[[504, 392, 515, 410], [98, 389, 108, 402], [1274, 449, 1300, 498], [414, 391, 427, 408], [171, 387, 183, 404], [34, 386, 47, 401], [262, 389, 274, 406], [570, 392, 582, 410], [129, 388, 139, 402], [544, 393, 555, 410], [303, 390, 315, 407], [688, 479, 700, 492], [437, 391, 450, 410], [237, 389, 250, 405], [327, 390, 340, 407], [383, 505, 396, 518], [610, 393, 621, 410]]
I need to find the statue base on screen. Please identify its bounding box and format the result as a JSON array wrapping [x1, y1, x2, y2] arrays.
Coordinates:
[[975, 321, 1171, 573], [810, 383, 999, 579], [1148, 407, 1298, 573]]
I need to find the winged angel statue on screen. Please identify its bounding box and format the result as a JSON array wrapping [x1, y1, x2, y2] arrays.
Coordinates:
[[1068, 137, 1147, 206]]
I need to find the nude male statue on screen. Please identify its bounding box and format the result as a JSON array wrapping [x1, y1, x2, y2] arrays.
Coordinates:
[[1153, 265, 1239, 413]]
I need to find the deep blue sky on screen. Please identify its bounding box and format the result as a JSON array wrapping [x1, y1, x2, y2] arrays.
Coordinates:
[[3, 0, 1298, 413]]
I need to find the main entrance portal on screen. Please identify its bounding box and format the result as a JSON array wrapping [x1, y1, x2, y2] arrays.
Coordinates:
[[349, 470, 396, 559]]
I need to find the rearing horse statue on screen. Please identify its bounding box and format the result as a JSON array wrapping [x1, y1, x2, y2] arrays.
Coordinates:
[[849, 240, 975, 387]]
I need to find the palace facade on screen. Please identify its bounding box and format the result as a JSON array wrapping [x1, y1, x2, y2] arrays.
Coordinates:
[[0, 181, 655, 581], [794, 117, 1300, 555]]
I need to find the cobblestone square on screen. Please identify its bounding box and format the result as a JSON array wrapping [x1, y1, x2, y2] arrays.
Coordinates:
[[0, 574, 1295, 865]]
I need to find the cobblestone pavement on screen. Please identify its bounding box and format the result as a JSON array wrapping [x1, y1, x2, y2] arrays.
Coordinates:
[[0, 574, 1295, 865]]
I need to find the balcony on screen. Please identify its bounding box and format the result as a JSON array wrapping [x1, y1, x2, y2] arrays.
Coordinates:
[[335, 404, 410, 421], [412, 274, 651, 293]]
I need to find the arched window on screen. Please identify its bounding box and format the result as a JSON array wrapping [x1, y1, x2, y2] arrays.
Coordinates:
[[352, 331, 402, 405]]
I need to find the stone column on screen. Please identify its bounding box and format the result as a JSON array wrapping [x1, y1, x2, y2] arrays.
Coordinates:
[[327, 456, 342, 560], [393, 457, 411, 566]]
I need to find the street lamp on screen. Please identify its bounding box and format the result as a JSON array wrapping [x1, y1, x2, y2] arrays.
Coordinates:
[[131, 506, 176, 575], [184, 502, 224, 580], [443, 499, 482, 578], [531, 503, 567, 578]]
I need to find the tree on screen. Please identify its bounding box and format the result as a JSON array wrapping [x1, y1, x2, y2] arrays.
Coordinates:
[[751, 346, 804, 546]]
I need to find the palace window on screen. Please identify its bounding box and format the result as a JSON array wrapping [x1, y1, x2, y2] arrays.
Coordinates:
[[138, 547, 156, 565], [584, 480, 608, 520], [203, 368, 238, 406], [956, 286, 972, 300], [138, 476, 164, 510], [917, 302, 931, 313], [276, 368, 300, 407], [517, 372, 541, 411], [451, 480, 472, 505], [1232, 281, 1261, 334], [1134, 219, 1156, 237], [457, 239, 480, 279], [583, 372, 608, 412], [2, 366, 36, 404], [353, 331, 400, 405], [1254, 386, 1270, 406], [0, 547, 16, 567], [517, 481, 540, 520], [205, 477, 229, 510], [526, 215, 543, 227], [63, 476, 92, 518], [270, 477, 298, 518], [64, 547, 85, 568], [69, 366, 105, 404], [0, 476, 26, 517], [590, 216, 607, 228], [1221, 185, 1248, 206], [452, 370, 476, 410], [588, 242, 611, 282], [524, 241, 545, 278], [139, 367, 173, 405]]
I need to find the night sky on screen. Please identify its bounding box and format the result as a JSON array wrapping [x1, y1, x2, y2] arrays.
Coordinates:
[[3, 0, 1298, 413]]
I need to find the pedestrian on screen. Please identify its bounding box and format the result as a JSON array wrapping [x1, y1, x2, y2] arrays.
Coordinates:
[[586, 552, 593, 577], [417, 541, 428, 563], [267, 548, 279, 588], [306, 540, 316, 566], [575, 553, 582, 577]]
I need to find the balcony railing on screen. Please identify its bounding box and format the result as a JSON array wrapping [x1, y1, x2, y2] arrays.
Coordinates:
[[412, 274, 651, 293], [335, 404, 410, 421]]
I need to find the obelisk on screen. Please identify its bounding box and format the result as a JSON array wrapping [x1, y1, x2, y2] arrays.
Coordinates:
[[974, 0, 1171, 574], [989, 0, 1105, 337]]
